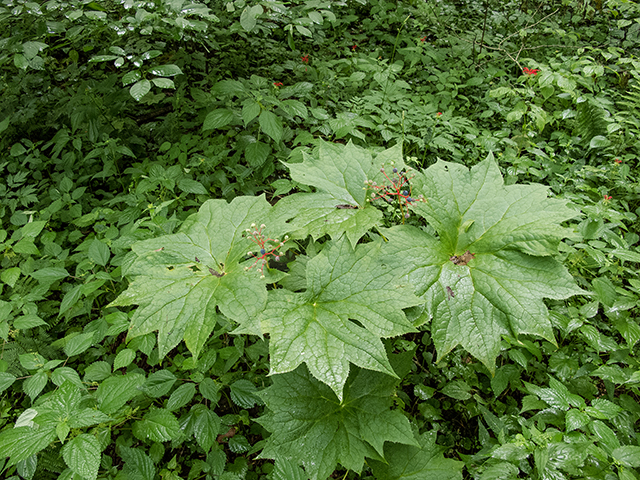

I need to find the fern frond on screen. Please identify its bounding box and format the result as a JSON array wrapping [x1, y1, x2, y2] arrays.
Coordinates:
[[576, 99, 608, 145]]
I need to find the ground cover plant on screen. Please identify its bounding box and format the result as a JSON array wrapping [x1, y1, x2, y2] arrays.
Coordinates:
[[1, 0, 639, 479]]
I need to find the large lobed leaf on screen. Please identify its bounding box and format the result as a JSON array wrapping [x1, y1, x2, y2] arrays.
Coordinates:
[[275, 140, 404, 247], [258, 365, 418, 480], [382, 155, 584, 373], [255, 236, 421, 398], [110, 196, 287, 359]]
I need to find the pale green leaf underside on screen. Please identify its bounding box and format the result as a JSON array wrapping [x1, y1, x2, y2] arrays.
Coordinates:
[[110, 196, 283, 359], [412, 154, 579, 256], [259, 237, 420, 398], [258, 366, 418, 480]]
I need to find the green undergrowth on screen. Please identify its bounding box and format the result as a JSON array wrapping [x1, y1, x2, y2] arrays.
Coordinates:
[[1, 0, 639, 479]]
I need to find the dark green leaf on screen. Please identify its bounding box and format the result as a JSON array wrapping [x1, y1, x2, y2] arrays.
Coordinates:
[[133, 408, 182, 442], [0, 426, 56, 467], [203, 109, 234, 131], [369, 430, 464, 480], [258, 365, 417, 480], [64, 332, 95, 357], [194, 408, 220, 452], [29, 267, 68, 283], [143, 370, 176, 398], [96, 373, 145, 414], [229, 380, 262, 408], [119, 446, 156, 480], [166, 383, 196, 411], [62, 434, 101, 480], [259, 110, 283, 143], [88, 239, 110, 266]]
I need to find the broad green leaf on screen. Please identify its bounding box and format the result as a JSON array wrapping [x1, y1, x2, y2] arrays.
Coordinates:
[[381, 155, 583, 372], [68, 409, 112, 428], [166, 383, 196, 411], [113, 348, 136, 370], [229, 379, 262, 408], [24, 371, 47, 401], [130, 79, 151, 101], [62, 434, 101, 480], [589, 135, 611, 148], [29, 267, 68, 283], [271, 459, 306, 480], [151, 77, 175, 89], [565, 409, 589, 432], [178, 178, 208, 195], [369, 430, 464, 480], [89, 54, 118, 63], [295, 24, 312, 37], [122, 70, 141, 86], [199, 378, 220, 403], [96, 373, 145, 414], [13, 239, 39, 255], [64, 332, 95, 357], [88, 239, 110, 266], [590, 420, 620, 454], [275, 140, 389, 247], [133, 407, 181, 443], [611, 446, 640, 468], [441, 380, 472, 400], [0, 116, 10, 134], [51, 367, 82, 388], [1, 267, 21, 287], [308, 11, 323, 24], [0, 426, 56, 466], [143, 369, 176, 398], [259, 110, 283, 143], [14, 314, 47, 329], [0, 372, 16, 393], [21, 221, 46, 238], [259, 236, 420, 399], [203, 108, 234, 131], [110, 196, 284, 359], [242, 100, 261, 126], [239, 4, 261, 31], [119, 446, 156, 480], [60, 284, 83, 315], [193, 408, 220, 452], [148, 64, 183, 77], [258, 365, 418, 480], [245, 141, 271, 167]]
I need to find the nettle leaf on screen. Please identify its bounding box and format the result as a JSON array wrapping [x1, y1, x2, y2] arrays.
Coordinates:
[[258, 365, 418, 480], [110, 196, 287, 359], [133, 407, 182, 443], [259, 236, 420, 398], [369, 430, 464, 480], [62, 433, 101, 480], [275, 140, 390, 247], [382, 155, 584, 373]]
